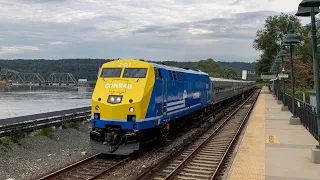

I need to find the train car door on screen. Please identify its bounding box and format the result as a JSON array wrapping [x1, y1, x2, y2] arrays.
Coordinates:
[[154, 67, 164, 117], [163, 77, 167, 117]]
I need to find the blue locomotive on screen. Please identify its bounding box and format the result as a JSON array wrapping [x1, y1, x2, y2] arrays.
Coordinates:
[[90, 59, 255, 155]]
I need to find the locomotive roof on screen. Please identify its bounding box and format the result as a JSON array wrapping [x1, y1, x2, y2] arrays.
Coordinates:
[[210, 77, 253, 83], [151, 62, 208, 75]]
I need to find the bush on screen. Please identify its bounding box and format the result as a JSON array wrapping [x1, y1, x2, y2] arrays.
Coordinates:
[[256, 79, 264, 83], [62, 122, 79, 129], [88, 81, 96, 88], [285, 87, 312, 104], [34, 127, 54, 136], [0, 132, 25, 150]]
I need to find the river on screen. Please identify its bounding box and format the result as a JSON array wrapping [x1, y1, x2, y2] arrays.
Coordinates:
[[0, 85, 92, 119]]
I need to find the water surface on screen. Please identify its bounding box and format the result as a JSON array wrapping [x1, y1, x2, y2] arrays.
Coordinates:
[[0, 85, 92, 119]]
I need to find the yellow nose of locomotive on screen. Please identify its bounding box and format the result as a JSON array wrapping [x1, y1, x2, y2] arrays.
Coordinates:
[[91, 59, 154, 124]]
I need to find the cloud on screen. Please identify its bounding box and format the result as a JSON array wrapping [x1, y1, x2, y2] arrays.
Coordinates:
[[0, 0, 306, 62], [49, 41, 66, 45], [0, 45, 40, 55]]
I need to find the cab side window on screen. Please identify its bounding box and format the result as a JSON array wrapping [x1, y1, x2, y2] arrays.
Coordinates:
[[155, 67, 162, 79]]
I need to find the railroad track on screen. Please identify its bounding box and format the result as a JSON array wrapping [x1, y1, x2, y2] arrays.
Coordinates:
[[37, 89, 257, 180], [133, 89, 260, 180], [37, 153, 131, 180]]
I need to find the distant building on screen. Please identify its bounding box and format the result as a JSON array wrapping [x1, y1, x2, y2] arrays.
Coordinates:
[[307, 91, 317, 108], [241, 70, 260, 81], [78, 79, 88, 85]]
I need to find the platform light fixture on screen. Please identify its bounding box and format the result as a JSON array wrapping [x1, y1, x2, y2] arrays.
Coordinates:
[[277, 42, 288, 107], [271, 63, 277, 94], [283, 22, 300, 122], [275, 57, 282, 102], [299, 0, 320, 7]]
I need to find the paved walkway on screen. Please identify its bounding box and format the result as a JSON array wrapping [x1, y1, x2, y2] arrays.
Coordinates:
[[226, 86, 320, 180]]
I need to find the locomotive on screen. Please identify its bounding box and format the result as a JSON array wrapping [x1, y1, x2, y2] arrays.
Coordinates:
[[89, 59, 255, 155]]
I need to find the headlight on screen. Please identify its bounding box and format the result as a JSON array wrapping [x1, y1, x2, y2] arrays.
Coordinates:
[[107, 95, 122, 104], [129, 107, 135, 112]]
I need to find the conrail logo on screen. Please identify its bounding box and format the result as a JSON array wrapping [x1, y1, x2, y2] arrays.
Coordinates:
[[105, 83, 132, 88]]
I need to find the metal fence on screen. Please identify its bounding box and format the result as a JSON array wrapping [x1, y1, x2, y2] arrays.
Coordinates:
[[281, 92, 319, 140], [0, 110, 91, 138]]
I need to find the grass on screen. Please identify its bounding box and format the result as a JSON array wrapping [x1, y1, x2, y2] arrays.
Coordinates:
[[88, 81, 96, 88], [34, 127, 54, 136], [0, 132, 25, 151], [62, 121, 79, 129], [255, 83, 265, 87]]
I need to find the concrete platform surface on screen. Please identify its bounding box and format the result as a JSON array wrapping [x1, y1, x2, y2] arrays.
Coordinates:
[[226, 86, 320, 180]]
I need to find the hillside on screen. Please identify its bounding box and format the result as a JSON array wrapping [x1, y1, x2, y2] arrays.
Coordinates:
[[0, 59, 255, 81]]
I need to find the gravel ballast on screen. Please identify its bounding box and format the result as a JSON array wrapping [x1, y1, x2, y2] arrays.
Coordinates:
[[0, 122, 94, 180]]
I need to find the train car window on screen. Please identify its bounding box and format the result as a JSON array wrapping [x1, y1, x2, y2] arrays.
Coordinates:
[[178, 72, 182, 81], [100, 68, 122, 77], [123, 68, 148, 78], [173, 71, 177, 80], [154, 68, 162, 79], [169, 71, 173, 80]]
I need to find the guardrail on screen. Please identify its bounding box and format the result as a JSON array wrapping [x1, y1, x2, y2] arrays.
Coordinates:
[[0, 106, 91, 126], [0, 110, 91, 138], [278, 91, 319, 140]]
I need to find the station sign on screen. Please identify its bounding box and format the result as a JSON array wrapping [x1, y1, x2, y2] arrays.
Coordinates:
[[278, 73, 288, 78], [261, 74, 276, 80]]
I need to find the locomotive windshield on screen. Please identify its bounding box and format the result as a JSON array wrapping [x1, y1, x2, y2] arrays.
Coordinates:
[[123, 68, 148, 78], [100, 68, 122, 77]]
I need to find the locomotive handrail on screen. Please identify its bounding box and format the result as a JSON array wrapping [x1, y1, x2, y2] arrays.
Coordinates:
[[0, 110, 91, 138]]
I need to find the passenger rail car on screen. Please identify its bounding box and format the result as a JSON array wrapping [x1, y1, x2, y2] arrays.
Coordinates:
[[90, 59, 255, 155]]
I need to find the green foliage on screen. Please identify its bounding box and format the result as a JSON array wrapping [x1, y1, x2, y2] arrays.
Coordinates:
[[88, 81, 96, 88], [194, 58, 240, 79], [34, 127, 54, 136], [0, 59, 255, 81], [0, 137, 13, 150], [222, 68, 237, 79], [195, 58, 220, 74], [62, 122, 79, 129], [285, 87, 312, 103], [255, 78, 265, 87], [253, 13, 303, 74], [0, 133, 25, 151], [256, 79, 264, 83], [0, 58, 107, 82]]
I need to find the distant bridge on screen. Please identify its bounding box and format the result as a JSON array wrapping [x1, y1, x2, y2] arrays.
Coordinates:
[[0, 67, 78, 86]]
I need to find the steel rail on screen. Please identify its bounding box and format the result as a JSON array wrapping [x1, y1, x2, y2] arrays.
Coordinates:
[[37, 153, 101, 180], [37, 153, 131, 180]]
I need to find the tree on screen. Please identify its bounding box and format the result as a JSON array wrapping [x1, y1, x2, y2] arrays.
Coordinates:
[[296, 17, 320, 63], [222, 68, 238, 79], [253, 13, 303, 74], [195, 58, 220, 75]]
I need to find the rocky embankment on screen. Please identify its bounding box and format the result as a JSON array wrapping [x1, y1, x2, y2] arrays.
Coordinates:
[[0, 122, 94, 180]]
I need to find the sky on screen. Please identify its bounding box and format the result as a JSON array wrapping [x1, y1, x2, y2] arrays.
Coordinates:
[[0, 0, 312, 62]]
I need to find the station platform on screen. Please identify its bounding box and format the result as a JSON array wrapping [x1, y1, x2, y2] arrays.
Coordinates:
[[226, 86, 320, 180]]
